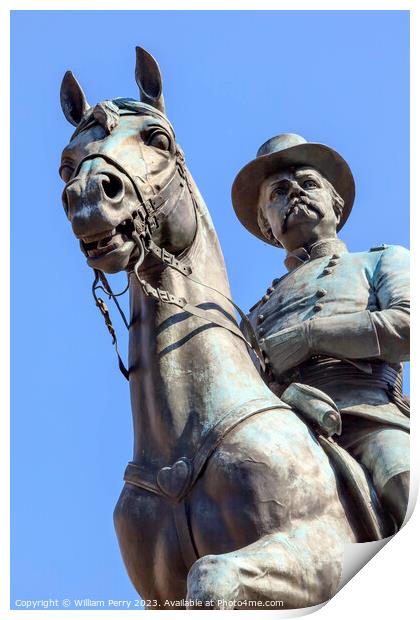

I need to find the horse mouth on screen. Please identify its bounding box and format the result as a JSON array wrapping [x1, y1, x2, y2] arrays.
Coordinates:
[[80, 219, 135, 257]]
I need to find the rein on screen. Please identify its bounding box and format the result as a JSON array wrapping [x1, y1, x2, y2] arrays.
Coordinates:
[[77, 151, 266, 379]]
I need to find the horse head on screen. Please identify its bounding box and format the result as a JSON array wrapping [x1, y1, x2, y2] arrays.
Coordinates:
[[59, 47, 196, 275]]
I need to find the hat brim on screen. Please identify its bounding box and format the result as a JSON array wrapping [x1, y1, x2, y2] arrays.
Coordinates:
[[231, 142, 355, 246]]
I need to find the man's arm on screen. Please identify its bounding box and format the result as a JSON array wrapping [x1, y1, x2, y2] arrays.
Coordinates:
[[370, 244, 409, 363], [309, 245, 409, 364]]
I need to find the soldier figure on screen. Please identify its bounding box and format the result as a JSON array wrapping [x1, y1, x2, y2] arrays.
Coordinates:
[[232, 133, 410, 529]]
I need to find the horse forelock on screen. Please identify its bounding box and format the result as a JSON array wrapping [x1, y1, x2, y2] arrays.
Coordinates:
[[70, 98, 175, 141]]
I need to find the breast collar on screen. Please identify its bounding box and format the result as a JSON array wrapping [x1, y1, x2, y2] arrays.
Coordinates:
[[284, 238, 348, 272]]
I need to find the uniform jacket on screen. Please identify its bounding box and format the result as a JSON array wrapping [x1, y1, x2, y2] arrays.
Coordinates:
[[247, 238, 410, 430]]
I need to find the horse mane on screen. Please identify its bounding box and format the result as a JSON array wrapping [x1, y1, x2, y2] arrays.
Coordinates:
[[71, 98, 175, 140]]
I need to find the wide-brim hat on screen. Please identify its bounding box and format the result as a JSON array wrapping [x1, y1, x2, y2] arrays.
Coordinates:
[[231, 133, 355, 246]]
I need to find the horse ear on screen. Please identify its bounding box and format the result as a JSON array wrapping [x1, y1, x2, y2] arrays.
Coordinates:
[[135, 47, 165, 114], [60, 71, 90, 127]]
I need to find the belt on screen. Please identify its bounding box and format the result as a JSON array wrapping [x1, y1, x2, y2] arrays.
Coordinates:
[[296, 357, 409, 416]]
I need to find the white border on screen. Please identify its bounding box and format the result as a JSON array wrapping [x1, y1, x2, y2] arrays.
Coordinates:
[[3, 2, 418, 619]]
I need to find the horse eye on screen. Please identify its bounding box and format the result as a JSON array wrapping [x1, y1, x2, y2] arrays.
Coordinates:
[[59, 164, 74, 183], [148, 131, 171, 151]]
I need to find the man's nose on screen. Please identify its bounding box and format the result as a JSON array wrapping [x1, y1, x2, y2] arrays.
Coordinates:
[[287, 181, 304, 199]]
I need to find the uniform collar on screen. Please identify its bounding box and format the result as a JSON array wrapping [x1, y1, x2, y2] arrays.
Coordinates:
[[284, 238, 348, 272]]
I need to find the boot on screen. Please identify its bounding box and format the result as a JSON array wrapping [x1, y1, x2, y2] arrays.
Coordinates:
[[380, 471, 410, 530]]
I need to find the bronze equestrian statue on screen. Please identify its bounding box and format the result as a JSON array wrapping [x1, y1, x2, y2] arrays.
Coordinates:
[[59, 48, 401, 609]]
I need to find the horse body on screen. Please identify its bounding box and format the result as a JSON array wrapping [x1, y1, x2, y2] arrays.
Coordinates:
[[59, 48, 384, 609]]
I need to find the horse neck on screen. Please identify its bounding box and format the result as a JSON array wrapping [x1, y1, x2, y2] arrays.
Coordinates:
[[127, 178, 273, 468]]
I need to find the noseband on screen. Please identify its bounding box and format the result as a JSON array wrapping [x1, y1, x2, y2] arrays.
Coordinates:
[[70, 150, 265, 379]]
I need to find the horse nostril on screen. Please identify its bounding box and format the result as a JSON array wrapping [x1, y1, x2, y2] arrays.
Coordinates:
[[102, 173, 124, 201]]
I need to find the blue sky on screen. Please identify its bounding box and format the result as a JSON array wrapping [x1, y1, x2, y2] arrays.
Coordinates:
[[11, 10, 409, 609]]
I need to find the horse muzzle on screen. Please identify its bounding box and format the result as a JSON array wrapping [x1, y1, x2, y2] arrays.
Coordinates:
[[62, 168, 141, 272]]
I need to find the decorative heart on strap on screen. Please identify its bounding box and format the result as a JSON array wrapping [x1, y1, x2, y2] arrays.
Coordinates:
[[157, 457, 192, 501]]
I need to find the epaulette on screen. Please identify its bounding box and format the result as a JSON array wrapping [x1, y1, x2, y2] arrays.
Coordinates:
[[369, 244, 389, 252]]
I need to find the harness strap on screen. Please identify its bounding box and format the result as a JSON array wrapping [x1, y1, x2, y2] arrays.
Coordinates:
[[146, 287, 254, 348], [173, 501, 199, 570], [92, 272, 130, 380], [132, 166, 187, 237], [146, 169, 187, 234], [131, 235, 262, 356], [146, 237, 192, 276], [123, 398, 289, 502], [144, 237, 265, 369], [189, 399, 289, 490], [144, 232, 265, 370], [123, 463, 161, 495], [72, 152, 182, 216]]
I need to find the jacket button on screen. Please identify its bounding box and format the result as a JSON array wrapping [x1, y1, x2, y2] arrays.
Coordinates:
[[258, 327, 265, 336], [328, 259, 338, 267], [257, 314, 264, 324], [313, 303, 323, 312], [316, 288, 327, 298], [331, 253, 341, 259], [272, 278, 280, 286], [323, 268, 333, 275], [262, 294, 270, 302], [267, 287, 275, 293]]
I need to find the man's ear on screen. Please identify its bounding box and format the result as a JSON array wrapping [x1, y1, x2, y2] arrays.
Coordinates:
[[332, 198, 345, 226]]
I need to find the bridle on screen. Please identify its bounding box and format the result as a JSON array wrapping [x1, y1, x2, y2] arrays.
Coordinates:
[[70, 149, 266, 380]]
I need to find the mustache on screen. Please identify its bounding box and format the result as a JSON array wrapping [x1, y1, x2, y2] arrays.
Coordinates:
[[281, 196, 323, 233]]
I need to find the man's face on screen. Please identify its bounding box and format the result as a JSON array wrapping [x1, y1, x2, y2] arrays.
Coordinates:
[[259, 166, 340, 251]]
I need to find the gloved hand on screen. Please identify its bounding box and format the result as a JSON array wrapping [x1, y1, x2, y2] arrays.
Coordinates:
[[259, 310, 381, 378], [260, 322, 312, 377]]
